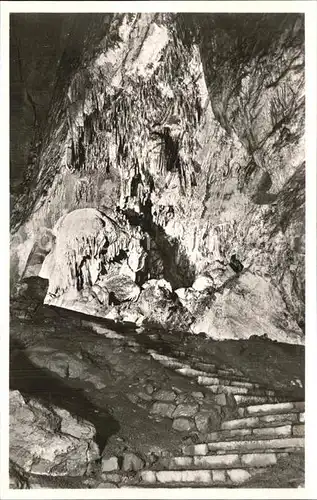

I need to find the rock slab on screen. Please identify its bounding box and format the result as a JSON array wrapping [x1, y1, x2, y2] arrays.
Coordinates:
[[10, 390, 99, 477]]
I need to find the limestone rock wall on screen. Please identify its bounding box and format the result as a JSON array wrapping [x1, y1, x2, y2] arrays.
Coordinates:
[[10, 13, 305, 341]]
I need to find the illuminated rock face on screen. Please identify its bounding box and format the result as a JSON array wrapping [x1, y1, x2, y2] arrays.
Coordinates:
[[40, 208, 110, 296], [39, 208, 148, 312], [190, 272, 304, 345], [10, 14, 305, 342]]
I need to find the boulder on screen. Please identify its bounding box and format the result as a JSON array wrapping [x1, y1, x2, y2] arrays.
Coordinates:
[[153, 389, 176, 402], [99, 274, 140, 303], [190, 271, 304, 345], [191, 392, 205, 400], [172, 404, 199, 418], [194, 409, 221, 433], [100, 472, 121, 484], [101, 456, 119, 472], [117, 304, 144, 326], [142, 279, 173, 295], [192, 275, 214, 292], [150, 402, 176, 418], [137, 280, 193, 330], [10, 391, 99, 476], [52, 406, 96, 440], [122, 452, 145, 472], [145, 384, 155, 395], [174, 287, 203, 315], [96, 481, 119, 488], [172, 418, 195, 432]]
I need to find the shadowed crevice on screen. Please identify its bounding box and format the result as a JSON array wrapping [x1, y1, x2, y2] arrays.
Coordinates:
[[10, 338, 120, 451]]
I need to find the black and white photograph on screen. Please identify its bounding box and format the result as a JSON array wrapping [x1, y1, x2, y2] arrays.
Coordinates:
[[2, 1, 317, 497]]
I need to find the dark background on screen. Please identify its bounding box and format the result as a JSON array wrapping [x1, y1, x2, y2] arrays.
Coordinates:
[[10, 14, 75, 191]]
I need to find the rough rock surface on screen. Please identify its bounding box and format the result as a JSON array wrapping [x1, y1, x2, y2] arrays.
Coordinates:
[[195, 410, 221, 433], [10, 390, 100, 476], [136, 279, 193, 330], [9, 460, 30, 489], [190, 272, 303, 344], [25, 345, 108, 389], [122, 452, 145, 472], [10, 13, 304, 344]]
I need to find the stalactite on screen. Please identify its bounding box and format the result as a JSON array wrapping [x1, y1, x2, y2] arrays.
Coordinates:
[[63, 22, 203, 206]]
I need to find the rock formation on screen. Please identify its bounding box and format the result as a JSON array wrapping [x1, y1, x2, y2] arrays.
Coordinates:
[[10, 13, 305, 344], [39, 207, 147, 308], [10, 390, 99, 477]]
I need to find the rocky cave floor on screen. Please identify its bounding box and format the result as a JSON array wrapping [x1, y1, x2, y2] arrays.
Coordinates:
[[9, 279, 305, 490]]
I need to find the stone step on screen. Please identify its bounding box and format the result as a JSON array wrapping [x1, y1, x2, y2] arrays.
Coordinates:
[[234, 395, 285, 406], [204, 385, 276, 397], [205, 385, 248, 395], [148, 351, 252, 389], [231, 380, 260, 388], [213, 447, 303, 455], [205, 432, 291, 444], [191, 362, 217, 374], [237, 401, 304, 417], [182, 437, 304, 456], [148, 352, 188, 369], [209, 428, 254, 440], [217, 368, 246, 378], [208, 423, 304, 441], [176, 366, 250, 381], [140, 466, 270, 486], [207, 436, 304, 454], [197, 375, 260, 389], [222, 412, 303, 430], [156, 359, 188, 370], [175, 367, 212, 378], [157, 450, 296, 471]]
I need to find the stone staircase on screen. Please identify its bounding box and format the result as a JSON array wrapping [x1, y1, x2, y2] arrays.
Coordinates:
[[100, 348, 304, 488], [79, 323, 304, 488], [148, 350, 297, 407], [138, 402, 304, 487]]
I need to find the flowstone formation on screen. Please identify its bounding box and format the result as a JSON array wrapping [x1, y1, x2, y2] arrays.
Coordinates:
[[39, 208, 148, 313], [10, 13, 305, 344]]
